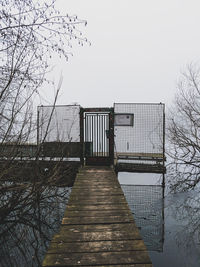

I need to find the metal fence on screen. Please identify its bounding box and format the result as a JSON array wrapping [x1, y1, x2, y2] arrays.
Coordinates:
[[37, 105, 80, 143], [114, 103, 165, 166], [37, 105, 81, 159], [37, 103, 165, 166]]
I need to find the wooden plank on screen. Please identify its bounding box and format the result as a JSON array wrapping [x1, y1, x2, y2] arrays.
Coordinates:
[[74, 182, 118, 185], [72, 186, 121, 190], [72, 187, 121, 191], [65, 204, 130, 211], [75, 178, 117, 182], [70, 192, 124, 197], [69, 193, 126, 199], [74, 180, 116, 183], [115, 152, 163, 158], [116, 162, 166, 174], [43, 251, 151, 266], [67, 200, 128, 205], [47, 240, 147, 253], [76, 174, 116, 177], [74, 180, 118, 184], [64, 209, 132, 217], [62, 215, 134, 225], [52, 230, 141, 242], [59, 223, 138, 233], [68, 196, 126, 202]]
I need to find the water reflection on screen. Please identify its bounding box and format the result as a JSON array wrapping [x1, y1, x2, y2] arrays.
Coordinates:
[[119, 172, 200, 267], [121, 184, 164, 252], [0, 186, 71, 267], [2, 171, 200, 267]]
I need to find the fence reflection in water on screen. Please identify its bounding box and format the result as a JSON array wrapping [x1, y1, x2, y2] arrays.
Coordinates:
[[121, 184, 164, 252]]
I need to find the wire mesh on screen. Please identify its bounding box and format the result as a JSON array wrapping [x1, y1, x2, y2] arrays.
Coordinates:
[[38, 105, 80, 143], [121, 184, 164, 252], [114, 103, 164, 155], [114, 103, 164, 164]]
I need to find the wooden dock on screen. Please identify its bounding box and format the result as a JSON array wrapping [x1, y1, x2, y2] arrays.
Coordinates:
[[42, 166, 152, 267]]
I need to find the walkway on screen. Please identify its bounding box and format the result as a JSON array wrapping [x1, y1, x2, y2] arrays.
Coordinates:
[[42, 166, 152, 267]]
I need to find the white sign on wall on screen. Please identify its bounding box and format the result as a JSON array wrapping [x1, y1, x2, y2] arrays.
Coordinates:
[[114, 113, 134, 126]]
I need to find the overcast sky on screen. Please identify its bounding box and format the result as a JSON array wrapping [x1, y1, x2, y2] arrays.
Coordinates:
[[41, 0, 200, 108]]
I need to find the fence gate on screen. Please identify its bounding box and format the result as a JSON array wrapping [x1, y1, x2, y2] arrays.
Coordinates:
[[81, 108, 114, 166]]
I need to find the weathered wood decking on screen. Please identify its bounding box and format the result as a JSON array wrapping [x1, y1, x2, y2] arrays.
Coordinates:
[[42, 166, 152, 267]]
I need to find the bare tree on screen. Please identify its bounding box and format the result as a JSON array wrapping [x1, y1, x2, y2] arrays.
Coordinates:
[[167, 63, 200, 192], [0, 1, 87, 265], [0, 0, 87, 177], [0, 0, 88, 144]]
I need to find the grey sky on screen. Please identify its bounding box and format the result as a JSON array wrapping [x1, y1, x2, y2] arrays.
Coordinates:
[[41, 0, 200, 108]]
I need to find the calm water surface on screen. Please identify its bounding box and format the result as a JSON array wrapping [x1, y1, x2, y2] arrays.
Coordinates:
[[118, 172, 200, 267], [0, 186, 71, 267]]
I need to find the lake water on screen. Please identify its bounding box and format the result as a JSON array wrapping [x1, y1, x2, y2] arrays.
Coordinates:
[[0, 186, 71, 267], [1, 172, 200, 266], [118, 172, 200, 267]]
